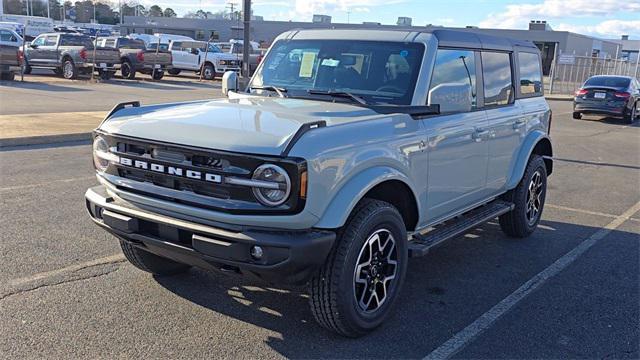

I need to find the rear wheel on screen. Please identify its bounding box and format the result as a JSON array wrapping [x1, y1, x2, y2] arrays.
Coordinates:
[[168, 68, 181, 76], [309, 199, 407, 337], [53, 67, 63, 76], [624, 102, 637, 124], [121, 60, 136, 80], [202, 63, 215, 80], [572, 111, 582, 119], [0, 72, 15, 81], [499, 155, 547, 238], [62, 58, 77, 79], [151, 69, 164, 80], [120, 240, 191, 276]]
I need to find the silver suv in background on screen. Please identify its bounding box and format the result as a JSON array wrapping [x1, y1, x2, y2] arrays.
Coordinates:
[[86, 29, 552, 337]]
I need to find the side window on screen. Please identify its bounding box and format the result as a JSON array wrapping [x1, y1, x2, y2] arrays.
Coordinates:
[[31, 36, 45, 47], [428, 49, 477, 111], [518, 52, 543, 96], [44, 35, 58, 46], [105, 39, 116, 48], [481, 51, 513, 106], [0, 30, 13, 41]]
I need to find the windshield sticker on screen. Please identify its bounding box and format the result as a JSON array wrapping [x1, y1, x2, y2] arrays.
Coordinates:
[[400, 50, 409, 58], [299, 52, 316, 78], [321, 58, 340, 67]]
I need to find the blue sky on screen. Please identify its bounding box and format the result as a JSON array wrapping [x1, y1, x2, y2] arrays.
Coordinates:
[[148, 0, 640, 39]]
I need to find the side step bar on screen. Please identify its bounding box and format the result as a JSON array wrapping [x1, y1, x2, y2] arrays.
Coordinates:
[[408, 200, 514, 258]]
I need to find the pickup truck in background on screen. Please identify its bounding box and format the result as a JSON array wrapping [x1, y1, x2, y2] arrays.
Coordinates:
[[167, 40, 240, 80], [97, 36, 172, 80], [0, 44, 21, 81], [23, 33, 120, 80], [215, 39, 264, 74]]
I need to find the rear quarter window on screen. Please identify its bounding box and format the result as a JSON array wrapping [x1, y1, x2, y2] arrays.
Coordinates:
[[518, 52, 543, 96]]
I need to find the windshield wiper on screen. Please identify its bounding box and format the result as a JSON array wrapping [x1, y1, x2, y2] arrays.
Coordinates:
[[306, 90, 368, 105], [250, 85, 288, 98]]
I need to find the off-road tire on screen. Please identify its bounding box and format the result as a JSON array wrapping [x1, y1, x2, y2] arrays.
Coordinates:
[[121, 60, 136, 80], [120, 240, 190, 276], [62, 58, 77, 79], [168, 68, 181, 76], [572, 112, 581, 119], [53, 67, 63, 76], [499, 154, 547, 238], [309, 199, 408, 337], [202, 63, 215, 80], [151, 69, 164, 80]]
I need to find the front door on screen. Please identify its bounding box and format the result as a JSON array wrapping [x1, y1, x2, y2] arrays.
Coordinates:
[[425, 111, 490, 222], [27, 35, 46, 65]]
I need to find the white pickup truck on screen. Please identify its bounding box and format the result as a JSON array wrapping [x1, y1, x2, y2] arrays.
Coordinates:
[[167, 40, 241, 79]]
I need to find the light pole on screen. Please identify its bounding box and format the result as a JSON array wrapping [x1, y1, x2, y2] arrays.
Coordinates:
[[242, 0, 250, 79]]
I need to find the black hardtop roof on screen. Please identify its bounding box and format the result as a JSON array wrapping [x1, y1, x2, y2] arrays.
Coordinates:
[[431, 29, 538, 51]]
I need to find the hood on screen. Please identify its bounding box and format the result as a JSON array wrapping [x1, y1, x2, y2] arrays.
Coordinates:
[[100, 97, 380, 156]]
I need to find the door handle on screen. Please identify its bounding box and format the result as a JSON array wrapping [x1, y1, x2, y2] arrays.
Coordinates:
[[513, 119, 526, 129], [472, 129, 490, 141]]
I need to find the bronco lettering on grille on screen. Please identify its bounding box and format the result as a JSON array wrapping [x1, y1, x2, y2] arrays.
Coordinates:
[[118, 157, 222, 183]]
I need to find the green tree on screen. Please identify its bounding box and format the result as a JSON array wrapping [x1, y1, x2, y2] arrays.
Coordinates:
[[148, 4, 162, 17], [163, 7, 176, 17]]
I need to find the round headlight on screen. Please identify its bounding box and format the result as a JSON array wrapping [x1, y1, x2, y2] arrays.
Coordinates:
[[92, 136, 110, 172], [251, 164, 291, 207]]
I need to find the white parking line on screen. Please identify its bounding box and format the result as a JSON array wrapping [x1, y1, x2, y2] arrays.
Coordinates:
[[546, 203, 617, 218], [424, 199, 640, 360], [0, 176, 95, 191]]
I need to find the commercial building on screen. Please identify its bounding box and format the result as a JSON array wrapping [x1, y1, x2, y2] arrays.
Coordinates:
[[120, 16, 628, 75]]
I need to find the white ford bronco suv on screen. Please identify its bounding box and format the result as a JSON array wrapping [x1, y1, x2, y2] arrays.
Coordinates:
[[85, 29, 552, 337]]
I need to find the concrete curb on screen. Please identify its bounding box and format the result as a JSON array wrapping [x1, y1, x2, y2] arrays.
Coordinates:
[[0, 132, 91, 148], [545, 96, 573, 102]]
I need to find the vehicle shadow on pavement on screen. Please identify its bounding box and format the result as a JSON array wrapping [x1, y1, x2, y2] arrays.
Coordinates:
[[575, 115, 639, 126], [104, 80, 196, 91], [153, 218, 639, 358], [0, 81, 87, 92]]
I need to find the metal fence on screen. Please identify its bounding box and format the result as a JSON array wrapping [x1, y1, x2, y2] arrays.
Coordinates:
[[548, 55, 640, 95]]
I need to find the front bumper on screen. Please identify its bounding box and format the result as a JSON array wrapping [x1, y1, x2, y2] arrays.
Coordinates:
[[85, 185, 335, 285]]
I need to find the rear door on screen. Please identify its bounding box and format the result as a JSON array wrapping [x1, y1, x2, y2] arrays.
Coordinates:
[[482, 51, 525, 193]]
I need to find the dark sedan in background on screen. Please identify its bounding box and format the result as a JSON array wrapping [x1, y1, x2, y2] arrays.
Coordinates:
[[573, 75, 640, 123]]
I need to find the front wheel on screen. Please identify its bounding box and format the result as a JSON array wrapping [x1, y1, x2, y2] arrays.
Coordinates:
[[309, 199, 407, 337], [22, 62, 32, 74], [168, 68, 181, 76], [120, 240, 191, 276], [202, 63, 215, 80], [98, 69, 113, 80], [572, 112, 581, 119], [499, 154, 547, 238]]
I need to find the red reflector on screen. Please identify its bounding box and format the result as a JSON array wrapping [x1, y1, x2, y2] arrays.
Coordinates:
[[136, 51, 144, 62], [614, 92, 630, 99], [575, 89, 588, 96], [79, 49, 87, 60]]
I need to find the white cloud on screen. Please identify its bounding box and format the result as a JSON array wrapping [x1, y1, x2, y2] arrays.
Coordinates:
[[479, 0, 640, 30], [269, 0, 406, 22], [555, 20, 640, 38]]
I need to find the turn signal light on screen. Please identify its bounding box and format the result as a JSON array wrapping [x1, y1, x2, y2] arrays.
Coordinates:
[[300, 170, 307, 199], [575, 89, 588, 96]]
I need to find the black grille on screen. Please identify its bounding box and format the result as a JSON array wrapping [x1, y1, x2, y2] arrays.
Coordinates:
[[98, 133, 307, 215]]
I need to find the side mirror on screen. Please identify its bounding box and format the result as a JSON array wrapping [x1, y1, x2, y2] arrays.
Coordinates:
[[191, 48, 199, 55], [10, 36, 17, 42], [221, 71, 238, 97], [428, 83, 472, 114], [30, 43, 38, 49]]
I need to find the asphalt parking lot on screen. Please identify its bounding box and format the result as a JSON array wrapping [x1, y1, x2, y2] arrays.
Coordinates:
[[0, 69, 222, 114], [0, 97, 638, 358]]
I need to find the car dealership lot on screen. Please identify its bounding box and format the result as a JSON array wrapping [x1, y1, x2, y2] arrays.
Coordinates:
[[0, 100, 638, 358]]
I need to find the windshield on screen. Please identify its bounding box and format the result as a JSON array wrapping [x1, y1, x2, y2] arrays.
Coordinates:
[[200, 43, 222, 53], [584, 76, 630, 88], [250, 40, 425, 105]]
